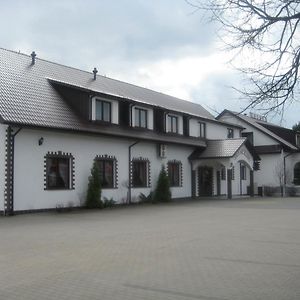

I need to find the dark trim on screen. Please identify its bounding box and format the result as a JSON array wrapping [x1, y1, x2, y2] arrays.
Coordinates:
[[2, 122, 206, 148], [167, 160, 183, 187], [131, 157, 151, 188], [254, 144, 283, 154], [4, 126, 22, 216], [94, 154, 118, 189], [44, 151, 75, 191]]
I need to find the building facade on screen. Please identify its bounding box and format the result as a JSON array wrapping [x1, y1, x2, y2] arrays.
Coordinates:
[[5, 48, 298, 215]]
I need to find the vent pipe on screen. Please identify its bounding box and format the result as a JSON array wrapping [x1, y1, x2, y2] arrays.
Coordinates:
[[31, 51, 36, 65], [93, 67, 98, 80]]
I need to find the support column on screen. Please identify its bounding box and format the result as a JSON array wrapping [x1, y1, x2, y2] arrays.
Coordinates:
[[227, 169, 232, 199], [250, 170, 254, 197]]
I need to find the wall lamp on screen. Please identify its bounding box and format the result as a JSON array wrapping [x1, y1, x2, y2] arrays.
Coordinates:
[[38, 137, 44, 146]]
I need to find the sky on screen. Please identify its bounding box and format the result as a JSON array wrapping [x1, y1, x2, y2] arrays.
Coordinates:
[[0, 0, 298, 128]]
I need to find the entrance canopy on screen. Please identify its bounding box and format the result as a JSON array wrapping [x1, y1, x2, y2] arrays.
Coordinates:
[[189, 138, 260, 170]]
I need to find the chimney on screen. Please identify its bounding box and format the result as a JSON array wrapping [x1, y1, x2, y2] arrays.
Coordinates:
[[31, 51, 36, 65], [93, 67, 98, 80]]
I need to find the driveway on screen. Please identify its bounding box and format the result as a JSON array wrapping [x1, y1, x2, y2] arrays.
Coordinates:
[[1, 197, 300, 300]]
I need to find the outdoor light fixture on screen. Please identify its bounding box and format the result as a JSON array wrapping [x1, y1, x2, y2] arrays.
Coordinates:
[[38, 137, 44, 146]]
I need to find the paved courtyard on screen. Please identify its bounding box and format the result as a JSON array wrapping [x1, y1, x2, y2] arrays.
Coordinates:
[[1, 197, 300, 300]]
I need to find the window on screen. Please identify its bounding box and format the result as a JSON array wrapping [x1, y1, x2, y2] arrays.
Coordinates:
[[168, 161, 182, 187], [296, 134, 300, 148], [241, 164, 247, 180], [227, 128, 234, 138], [96, 100, 111, 122], [132, 159, 150, 187], [45, 152, 74, 190], [95, 159, 115, 188], [294, 162, 300, 185], [199, 122, 206, 138], [221, 167, 226, 180], [167, 115, 178, 133], [134, 107, 147, 128]]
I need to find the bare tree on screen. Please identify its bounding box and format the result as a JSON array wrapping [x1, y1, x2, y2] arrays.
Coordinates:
[[186, 0, 300, 116]]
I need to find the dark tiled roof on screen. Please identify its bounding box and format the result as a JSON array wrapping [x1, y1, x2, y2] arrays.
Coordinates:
[[0, 48, 214, 130], [217, 110, 298, 151]]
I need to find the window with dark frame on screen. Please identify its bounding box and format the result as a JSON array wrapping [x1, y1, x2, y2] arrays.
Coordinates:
[[168, 161, 181, 187], [167, 115, 178, 133], [46, 157, 71, 190], [294, 162, 300, 185], [227, 128, 234, 138], [241, 164, 247, 180], [199, 122, 206, 138], [132, 160, 148, 187], [96, 159, 115, 188], [134, 107, 147, 128], [96, 99, 111, 122], [221, 167, 226, 180]]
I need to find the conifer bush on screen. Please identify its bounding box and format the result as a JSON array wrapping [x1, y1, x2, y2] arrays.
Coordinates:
[[153, 165, 171, 202], [85, 161, 103, 208]]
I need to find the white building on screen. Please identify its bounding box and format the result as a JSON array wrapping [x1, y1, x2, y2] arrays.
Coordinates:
[[217, 110, 300, 196], [1, 48, 297, 215]]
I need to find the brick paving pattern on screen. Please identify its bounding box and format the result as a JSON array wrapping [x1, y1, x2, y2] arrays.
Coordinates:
[[0, 197, 300, 300]]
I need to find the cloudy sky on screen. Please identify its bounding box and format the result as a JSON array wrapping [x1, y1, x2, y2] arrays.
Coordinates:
[[1, 0, 298, 128]]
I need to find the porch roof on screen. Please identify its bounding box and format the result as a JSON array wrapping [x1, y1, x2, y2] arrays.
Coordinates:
[[189, 138, 260, 161]]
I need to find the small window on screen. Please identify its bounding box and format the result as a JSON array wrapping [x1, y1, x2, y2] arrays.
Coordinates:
[[95, 159, 115, 188], [132, 159, 150, 187], [168, 161, 182, 187], [294, 162, 300, 185], [134, 107, 147, 128], [167, 115, 178, 133], [221, 167, 226, 180], [199, 122, 206, 138], [96, 100, 111, 122], [296, 134, 300, 148], [227, 128, 234, 138], [241, 164, 247, 180], [45, 153, 74, 190]]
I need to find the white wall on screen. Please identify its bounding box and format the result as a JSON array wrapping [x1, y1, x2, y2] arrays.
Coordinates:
[[0, 124, 7, 211], [189, 118, 240, 139], [218, 113, 278, 146], [13, 128, 194, 211]]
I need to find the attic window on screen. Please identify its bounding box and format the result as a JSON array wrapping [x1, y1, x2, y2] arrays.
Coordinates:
[[96, 100, 111, 122], [167, 115, 178, 133]]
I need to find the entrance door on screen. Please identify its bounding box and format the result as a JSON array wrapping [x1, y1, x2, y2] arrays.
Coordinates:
[[198, 166, 213, 196]]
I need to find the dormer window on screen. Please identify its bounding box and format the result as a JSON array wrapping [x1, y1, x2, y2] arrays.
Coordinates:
[[199, 122, 206, 138], [167, 115, 178, 133], [134, 107, 147, 128], [96, 100, 111, 122]]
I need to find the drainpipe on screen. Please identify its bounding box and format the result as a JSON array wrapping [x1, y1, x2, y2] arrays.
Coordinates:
[[5, 126, 22, 216], [283, 152, 294, 197], [128, 141, 139, 204]]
